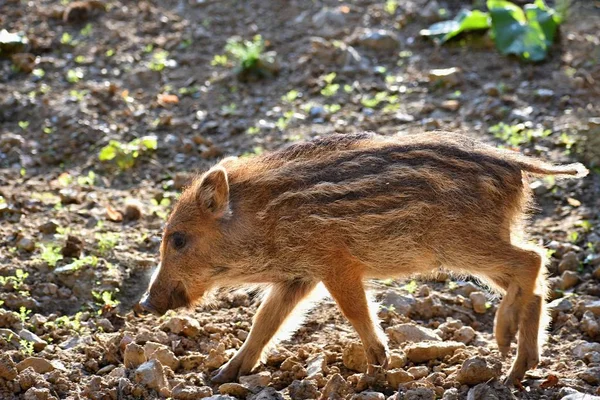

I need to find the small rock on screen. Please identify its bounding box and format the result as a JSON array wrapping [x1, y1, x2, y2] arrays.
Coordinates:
[[312, 8, 347, 38], [386, 323, 441, 343], [124, 200, 143, 221], [529, 180, 548, 196], [161, 316, 201, 337], [583, 300, 600, 317], [593, 266, 600, 280], [573, 341, 600, 359], [581, 311, 600, 338], [17, 237, 35, 252], [61, 235, 83, 258], [124, 342, 146, 369], [23, 387, 53, 400], [457, 356, 502, 385], [428, 68, 461, 88], [251, 387, 284, 400], [406, 366, 429, 379], [205, 348, 227, 370], [535, 88, 554, 100], [578, 367, 600, 385], [0, 328, 21, 346], [559, 270, 579, 290], [414, 294, 447, 319], [387, 368, 414, 387], [466, 382, 514, 400], [148, 346, 179, 371], [16, 357, 54, 374], [171, 383, 213, 399], [469, 292, 488, 314], [239, 371, 271, 389], [351, 391, 385, 400], [306, 353, 326, 377], [559, 252, 579, 273], [58, 188, 80, 205], [455, 282, 480, 297], [18, 329, 47, 352], [547, 297, 574, 319], [441, 100, 460, 112], [288, 380, 319, 400], [406, 341, 465, 363], [133, 359, 168, 392], [560, 387, 600, 400], [405, 388, 435, 400], [388, 350, 407, 369], [483, 83, 500, 97], [342, 342, 367, 372], [381, 290, 415, 315], [321, 373, 352, 399], [38, 221, 58, 235], [356, 29, 399, 51], [454, 326, 476, 344], [219, 383, 251, 398], [0, 353, 18, 380]]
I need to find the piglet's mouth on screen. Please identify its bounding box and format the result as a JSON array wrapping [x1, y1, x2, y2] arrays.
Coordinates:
[[137, 281, 191, 316]]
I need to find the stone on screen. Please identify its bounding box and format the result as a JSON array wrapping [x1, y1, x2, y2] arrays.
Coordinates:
[[388, 350, 407, 369], [406, 341, 465, 363], [0, 353, 18, 380], [469, 292, 487, 314], [351, 391, 385, 400], [455, 282, 480, 297], [428, 68, 461, 88], [161, 316, 201, 337], [288, 379, 319, 399], [356, 29, 399, 51], [38, 221, 58, 235], [405, 388, 435, 400], [381, 290, 415, 315], [0, 328, 21, 346], [124, 342, 146, 369], [386, 368, 414, 387], [483, 83, 500, 97], [23, 387, 53, 400], [251, 387, 284, 400], [171, 383, 213, 399], [583, 300, 600, 316], [593, 266, 600, 280], [560, 387, 600, 400], [239, 371, 271, 389], [16, 357, 54, 374], [219, 383, 251, 398], [133, 359, 168, 392], [454, 326, 476, 344], [414, 295, 447, 319], [144, 342, 179, 370], [17, 237, 35, 252], [456, 356, 502, 385], [559, 270, 579, 290], [559, 251, 579, 273], [205, 348, 227, 369], [406, 366, 429, 379], [547, 297, 573, 319], [573, 341, 600, 359], [321, 373, 352, 399], [466, 382, 515, 400], [581, 311, 600, 338], [18, 329, 47, 352], [312, 8, 347, 38], [579, 367, 600, 385], [386, 323, 441, 343], [342, 342, 367, 372]]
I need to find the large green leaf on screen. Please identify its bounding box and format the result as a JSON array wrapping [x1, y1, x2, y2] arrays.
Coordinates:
[[420, 10, 491, 43], [487, 0, 560, 61]]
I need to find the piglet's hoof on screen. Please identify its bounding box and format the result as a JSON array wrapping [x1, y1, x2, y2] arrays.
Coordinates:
[[211, 362, 240, 383]]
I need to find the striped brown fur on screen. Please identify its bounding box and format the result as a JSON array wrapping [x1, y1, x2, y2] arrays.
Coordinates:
[[139, 131, 588, 386]]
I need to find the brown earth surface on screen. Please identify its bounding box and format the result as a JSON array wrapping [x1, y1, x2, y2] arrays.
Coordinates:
[[1, 0, 600, 399]]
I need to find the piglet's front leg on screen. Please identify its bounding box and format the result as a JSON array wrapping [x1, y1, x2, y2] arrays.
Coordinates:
[[212, 280, 317, 383]]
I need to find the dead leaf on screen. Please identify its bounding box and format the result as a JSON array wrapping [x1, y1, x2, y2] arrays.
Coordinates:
[[540, 374, 559, 389], [106, 204, 123, 222], [567, 197, 581, 207], [157, 93, 179, 107]]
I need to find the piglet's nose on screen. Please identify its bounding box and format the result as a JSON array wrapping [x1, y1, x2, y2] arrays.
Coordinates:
[[137, 295, 160, 316]]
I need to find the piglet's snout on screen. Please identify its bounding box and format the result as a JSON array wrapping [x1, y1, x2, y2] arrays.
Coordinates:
[[137, 293, 163, 316]]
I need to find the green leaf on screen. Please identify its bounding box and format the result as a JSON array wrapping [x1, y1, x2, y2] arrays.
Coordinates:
[[140, 135, 158, 150], [98, 144, 117, 161], [421, 9, 491, 43]]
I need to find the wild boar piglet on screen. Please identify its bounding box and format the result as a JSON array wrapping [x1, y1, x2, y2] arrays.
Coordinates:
[[138, 132, 588, 385]]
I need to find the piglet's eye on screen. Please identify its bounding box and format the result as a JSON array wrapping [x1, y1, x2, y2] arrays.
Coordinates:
[[171, 232, 186, 250]]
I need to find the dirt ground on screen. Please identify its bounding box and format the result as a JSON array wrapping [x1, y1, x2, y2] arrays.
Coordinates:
[[1, 0, 600, 399]]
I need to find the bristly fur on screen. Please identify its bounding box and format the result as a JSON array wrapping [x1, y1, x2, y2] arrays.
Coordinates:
[[144, 131, 588, 384]]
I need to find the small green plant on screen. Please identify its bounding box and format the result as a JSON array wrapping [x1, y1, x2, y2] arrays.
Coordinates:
[[92, 290, 120, 314], [276, 110, 296, 131], [447, 281, 459, 290], [66, 68, 84, 83], [0, 269, 29, 295], [403, 280, 418, 294], [19, 339, 34, 355], [60, 32, 74, 45], [221, 35, 277, 80], [18, 121, 29, 130], [385, 0, 399, 15], [569, 231, 579, 243], [489, 122, 551, 147], [95, 232, 119, 254], [361, 91, 399, 110], [18, 306, 31, 324], [46, 312, 84, 333], [576, 220, 593, 233], [148, 50, 176, 72], [320, 73, 340, 97], [38, 244, 63, 267], [282, 89, 300, 103], [77, 171, 96, 186], [211, 54, 228, 66], [80, 23, 93, 36], [98, 136, 158, 170]]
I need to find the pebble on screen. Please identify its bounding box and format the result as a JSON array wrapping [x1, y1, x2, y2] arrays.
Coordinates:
[[321, 373, 352, 399], [239, 371, 272, 389], [356, 29, 399, 51], [0, 353, 18, 380], [251, 387, 284, 400], [38, 221, 58, 235], [16, 357, 54, 374], [406, 366, 429, 379], [573, 341, 600, 359], [287, 380, 319, 400], [160, 316, 201, 337], [388, 350, 407, 369], [466, 382, 514, 400], [171, 383, 213, 399], [583, 300, 600, 316], [559, 251, 580, 273], [18, 329, 48, 352], [406, 341, 465, 363], [580, 311, 600, 338], [342, 342, 367, 372], [381, 290, 415, 315], [204, 348, 227, 370], [386, 323, 441, 343], [146, 345, 179, 371], [351, 391, 385, 400], [559, 270, 579, 290], [560, 388, 600, 400], [428, 68, 461, 88], [455, 282, 480, 297], [547, 297, 574, 319], [386, 368, 414, 387], [124, 199, 143, 221], [405, 388, 436, 400], [133, 359, 168, 393], [17, 237, 36, 252], [454, 326, 476, 344], [469, 292, 488, 314], [124, 342, 146, 369], [219, 383, 251, 398], [23, 387, 53, 400], [414, 294, 447, 319], [483, 83, 500, 97], [578, 367, 600, 385], [456, 356, 502, 385], [312, 8, 347, 38]]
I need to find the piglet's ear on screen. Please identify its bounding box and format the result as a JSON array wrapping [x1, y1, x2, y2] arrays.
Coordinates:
[[196, 166, 229, 217]]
